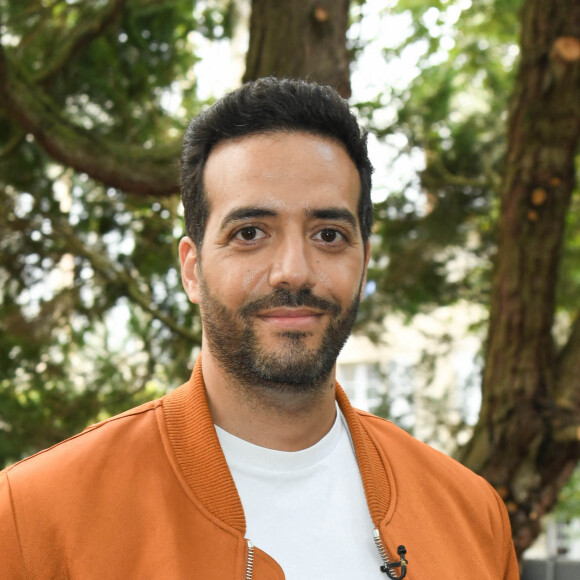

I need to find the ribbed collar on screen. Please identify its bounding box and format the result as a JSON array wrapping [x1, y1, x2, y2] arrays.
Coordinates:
[[163, 356, 394, 535]]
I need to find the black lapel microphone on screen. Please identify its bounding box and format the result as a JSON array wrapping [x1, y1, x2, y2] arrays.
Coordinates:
[[380, 545, 408, 579]]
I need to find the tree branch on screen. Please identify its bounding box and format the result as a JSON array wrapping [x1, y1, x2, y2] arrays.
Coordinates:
[[36, 0, 128, 85], [0, 129, 25, 158], [424, 151, 495, 190], [49, 218, 201, 344], [0, 43, 180, 197]]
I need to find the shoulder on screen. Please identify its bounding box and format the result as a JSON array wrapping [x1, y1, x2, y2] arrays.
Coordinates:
[[1, 397, 164, 484], [356, 409, 475, 471], [354, 410, 517, 574], [0, 395, 176, 553], [354, 409, 503, 510], [354, 410, 518, 577]]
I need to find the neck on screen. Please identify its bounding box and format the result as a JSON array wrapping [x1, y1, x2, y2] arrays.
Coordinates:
[[200, 346, 337, 451]]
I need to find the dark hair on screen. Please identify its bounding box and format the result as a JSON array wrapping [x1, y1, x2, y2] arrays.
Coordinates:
[[180, 77, 373, 247]]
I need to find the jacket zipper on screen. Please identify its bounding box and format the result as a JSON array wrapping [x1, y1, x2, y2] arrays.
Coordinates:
[[245, 539, 254, 580], [245, 532, 404, 578], [373, 528, 407, 578], [373, 528, 392, 568]]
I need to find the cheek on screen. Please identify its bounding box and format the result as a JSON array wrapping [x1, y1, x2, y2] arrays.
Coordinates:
[[208, 264, 269, 307], [314, 269, 332, 287], [240, 267, 269, 294], [315, 261, 363, 301]]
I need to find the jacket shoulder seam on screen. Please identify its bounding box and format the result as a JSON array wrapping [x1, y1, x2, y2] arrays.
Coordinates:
[[1, 472, 29, 578], [5, 401, 160, 472]]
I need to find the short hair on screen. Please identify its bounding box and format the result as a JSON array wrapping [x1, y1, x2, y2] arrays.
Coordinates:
[[180, 77, 373, 248]]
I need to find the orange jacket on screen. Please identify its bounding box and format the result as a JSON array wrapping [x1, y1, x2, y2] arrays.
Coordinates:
[[1, 359, 518, 579]]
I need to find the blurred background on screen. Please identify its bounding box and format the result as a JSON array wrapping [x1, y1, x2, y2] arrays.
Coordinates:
[[1, 0, 580, 573]]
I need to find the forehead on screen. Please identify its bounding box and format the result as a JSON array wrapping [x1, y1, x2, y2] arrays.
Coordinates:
[[202, 132, 361, 223]]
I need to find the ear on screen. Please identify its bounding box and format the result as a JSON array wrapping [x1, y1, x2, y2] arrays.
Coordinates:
[[359, 240, 371, 301], [179, 236, 201, 304]]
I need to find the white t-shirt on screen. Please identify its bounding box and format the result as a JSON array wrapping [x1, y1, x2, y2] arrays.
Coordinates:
[[215, 406, 384, 579]]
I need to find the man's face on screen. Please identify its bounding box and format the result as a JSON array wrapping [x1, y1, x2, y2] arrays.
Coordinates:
[[180, 132, 369, 392]]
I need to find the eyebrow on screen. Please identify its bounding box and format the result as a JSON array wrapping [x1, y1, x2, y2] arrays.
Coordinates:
[[219, 207, 278, 231], [219, 206, 359, 232], [306, 208, 358, 231]]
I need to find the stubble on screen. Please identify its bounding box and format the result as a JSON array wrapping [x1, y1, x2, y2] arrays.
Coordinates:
[[198, 276, 361, 408]]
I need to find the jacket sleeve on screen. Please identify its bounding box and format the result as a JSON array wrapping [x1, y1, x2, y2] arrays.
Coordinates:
[[0, 471, 27, 578], [491, 486, 520, 579]]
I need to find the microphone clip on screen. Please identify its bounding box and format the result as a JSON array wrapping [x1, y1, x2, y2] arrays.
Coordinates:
[[380, 545, 408, 579]]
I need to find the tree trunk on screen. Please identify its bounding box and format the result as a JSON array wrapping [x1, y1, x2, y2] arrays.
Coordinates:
[[457, 0, 580, 557], [243, 0, 351, 98]]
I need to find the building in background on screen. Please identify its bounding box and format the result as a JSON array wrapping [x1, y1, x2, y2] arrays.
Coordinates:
[[337, 302, 484, 452]]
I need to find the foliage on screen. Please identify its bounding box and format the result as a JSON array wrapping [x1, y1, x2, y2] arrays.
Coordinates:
[[358, 0, 525, 331], [2, 7, 580, 557], [554, 465, 580, 520], [0, 0, 238, 466]]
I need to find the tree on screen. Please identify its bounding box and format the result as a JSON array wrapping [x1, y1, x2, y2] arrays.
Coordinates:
[[243, 0, 351, 97], [1, 0, 580, 556], [354, 0, 580, 555], [457, 0, 580, 554], [0, 0, 208, 462]]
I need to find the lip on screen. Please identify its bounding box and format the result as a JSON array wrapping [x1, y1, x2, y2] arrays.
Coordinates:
[[256, 308, 326, 330], [259, 308, 324, 318]]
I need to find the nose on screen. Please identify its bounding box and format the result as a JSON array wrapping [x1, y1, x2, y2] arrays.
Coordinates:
[[268, 236, 316, 291]]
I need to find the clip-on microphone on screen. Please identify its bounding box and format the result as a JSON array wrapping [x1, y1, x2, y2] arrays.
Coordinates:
[[380, 545, 408, 579]]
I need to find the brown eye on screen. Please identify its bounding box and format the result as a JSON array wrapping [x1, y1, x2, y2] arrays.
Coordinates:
[[320, 229, 337, 242], [316, 228, 343, 243], [233, 226, 266, 242], [240, 227, 257, 240]]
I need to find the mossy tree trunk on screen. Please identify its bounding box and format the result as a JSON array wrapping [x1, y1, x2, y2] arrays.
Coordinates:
[[456, 0, 580, 557]]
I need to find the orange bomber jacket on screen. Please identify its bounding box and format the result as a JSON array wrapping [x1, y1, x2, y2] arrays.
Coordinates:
[[0, 358, 519, 579]]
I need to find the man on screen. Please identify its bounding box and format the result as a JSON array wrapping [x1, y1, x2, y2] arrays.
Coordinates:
[[0, 78, 518, 579]]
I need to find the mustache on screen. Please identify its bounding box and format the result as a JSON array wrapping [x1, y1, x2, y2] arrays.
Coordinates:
[[240, 288, 341, 317]]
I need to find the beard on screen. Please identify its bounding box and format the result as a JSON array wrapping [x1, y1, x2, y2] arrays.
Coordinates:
[[199, 277, 361, 396]]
